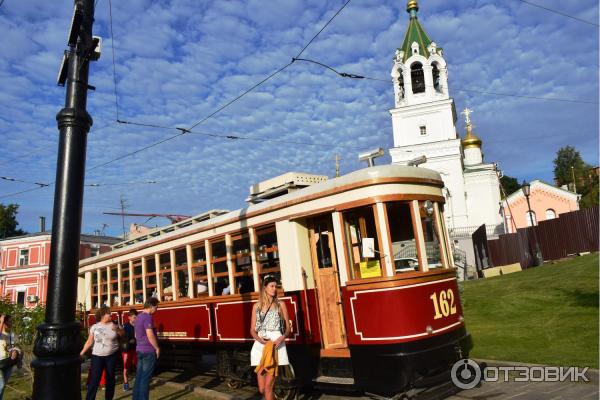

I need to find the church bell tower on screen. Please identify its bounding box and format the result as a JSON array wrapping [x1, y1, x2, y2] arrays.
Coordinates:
[[389, 0, 468, 229]]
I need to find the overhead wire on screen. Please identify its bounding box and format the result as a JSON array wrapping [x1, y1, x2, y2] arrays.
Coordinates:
[[517, 0, 599, 27], [90, 0, 353, 172], [108, 0, 120, 121], [292, 58, 599, 105]]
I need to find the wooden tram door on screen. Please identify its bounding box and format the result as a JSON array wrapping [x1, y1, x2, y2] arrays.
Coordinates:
[[308, 215, 347, 350]]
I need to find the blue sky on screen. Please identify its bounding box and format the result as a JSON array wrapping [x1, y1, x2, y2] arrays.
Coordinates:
[[0, 0, 598, 237]]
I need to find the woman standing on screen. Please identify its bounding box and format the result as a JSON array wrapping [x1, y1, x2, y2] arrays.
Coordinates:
[[250, 275, 290, 400], [0, 315, 19, 400], [80, 306, 122, 400]]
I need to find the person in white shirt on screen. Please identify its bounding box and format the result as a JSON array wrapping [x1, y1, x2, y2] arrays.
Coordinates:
[[80, 306, 123, 400], [0, 315, 19, 400]]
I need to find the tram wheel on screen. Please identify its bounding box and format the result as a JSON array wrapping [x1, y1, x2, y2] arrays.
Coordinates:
[[226, 378, 244, 389], [274, 364, 298, 400]]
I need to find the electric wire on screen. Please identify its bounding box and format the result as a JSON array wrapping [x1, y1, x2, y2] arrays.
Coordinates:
[[292, 58, 599, 105], [108, 0, 120, 121], [0, 176, 49, 187], [517, 0, 599, 27]]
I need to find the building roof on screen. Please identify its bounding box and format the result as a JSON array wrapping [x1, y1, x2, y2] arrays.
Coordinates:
[[399, 0, 434, 63], [0, 231, 121, 245], [504, 179, 580, 204], [462, 124, 482, 149]]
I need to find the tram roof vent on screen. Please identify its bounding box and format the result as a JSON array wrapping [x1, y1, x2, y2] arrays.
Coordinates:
[[247, 172, 328, 204]]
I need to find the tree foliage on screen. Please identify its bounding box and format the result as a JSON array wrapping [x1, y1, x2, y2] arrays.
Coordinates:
[[0, 203, 26, 238], [500, 175, 520, 197], [553, 146, 588, 188]]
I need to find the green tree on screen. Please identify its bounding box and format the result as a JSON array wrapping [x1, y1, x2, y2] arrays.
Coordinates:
[[0, 203, 26, 238], [500, 175, 520, 197], [553, 146, 588, 189], [580, 173, 599, 209]]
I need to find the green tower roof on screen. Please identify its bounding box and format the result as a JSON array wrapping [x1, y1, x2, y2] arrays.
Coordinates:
[[399, 1, 434, 63]]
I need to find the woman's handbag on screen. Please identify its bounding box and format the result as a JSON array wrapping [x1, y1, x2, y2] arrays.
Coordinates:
[[0, 355, 17, 370]]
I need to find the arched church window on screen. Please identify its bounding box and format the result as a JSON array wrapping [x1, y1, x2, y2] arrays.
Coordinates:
[[432, 62, 441, 92], [545, 209, 556, 220], [411, 62, 425, 94], [397, 69, 405, 99]]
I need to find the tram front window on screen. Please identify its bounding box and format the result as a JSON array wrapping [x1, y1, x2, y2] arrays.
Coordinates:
[[343, 205, 383, 279], [419, 201, 444, 269], [386, 202, 419, 273]]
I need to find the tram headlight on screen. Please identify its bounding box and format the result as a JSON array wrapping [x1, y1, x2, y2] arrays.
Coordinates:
[[426, 325, 433, 334]]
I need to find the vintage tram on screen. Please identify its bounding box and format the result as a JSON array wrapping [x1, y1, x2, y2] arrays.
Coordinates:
[[79, 164, 472, 398]]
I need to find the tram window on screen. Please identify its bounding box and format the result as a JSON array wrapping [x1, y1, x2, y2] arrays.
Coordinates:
[[343, 206, 382, 279], [174, 248, 189, 298], [91, 272, 99, 308], [191, 244, 208, 297], [158, 253, 173, 301], [419, 201, 444, 269], [256, 226, 281, 285], [100, 269, 108, 306], [131, 260, 143, 304], [145, 257, 157, 301], [232, 233, 254, 294], [121, 266, 130, 305], [109, 266, 119, 305], [211, 239, 230, 295], [313, 220, 334, 269], [386, 202, 419, 273]]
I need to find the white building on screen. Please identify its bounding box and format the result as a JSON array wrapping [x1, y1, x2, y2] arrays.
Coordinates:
[[388, 1, 503, 274]]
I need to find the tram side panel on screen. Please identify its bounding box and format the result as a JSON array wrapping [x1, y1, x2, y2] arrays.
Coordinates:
[[342, 273, 472, 393]]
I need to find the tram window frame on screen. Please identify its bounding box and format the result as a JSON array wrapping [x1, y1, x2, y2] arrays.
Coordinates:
[[91, 271, 99, 308], [158, 252, 174, 302], [256, 225, 281, 287], [100, 268, 108, 307], [386, 201, 420, 274], [191, 243, 209, 297], [231, 232, 254, 294], [418, 201, 448, 270], [145, 257, 157, 301], [211, 238, 230, 296], [342, 204, 385, 280], [132, 259, 144, 305], [109, 265, 119, 305], [173, 247, 189, 299], [121, 265, 131, 305]]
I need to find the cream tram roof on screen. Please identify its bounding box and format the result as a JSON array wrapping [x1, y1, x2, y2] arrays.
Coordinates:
[[79, 165, 442, 270]]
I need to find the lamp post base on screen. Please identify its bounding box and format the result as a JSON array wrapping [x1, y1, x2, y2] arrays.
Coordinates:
[[32, 322, 82, 400]]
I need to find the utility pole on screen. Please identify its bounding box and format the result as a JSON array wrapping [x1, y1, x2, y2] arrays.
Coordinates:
[[571, 165, 577, 194], [335, 154, 340, 177], [32, 1, 97, 398], [119, 194, 129, 238]]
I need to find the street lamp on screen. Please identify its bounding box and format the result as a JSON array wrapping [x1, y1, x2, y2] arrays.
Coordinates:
[[521, 181, 543, 266]]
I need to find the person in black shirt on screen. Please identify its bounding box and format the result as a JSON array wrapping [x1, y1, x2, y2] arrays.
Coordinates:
[[121, 309, 138, 391]]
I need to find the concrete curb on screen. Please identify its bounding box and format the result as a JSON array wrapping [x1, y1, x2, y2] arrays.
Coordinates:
[[154, 378, 242, 400], [473, 358, 599, 384]]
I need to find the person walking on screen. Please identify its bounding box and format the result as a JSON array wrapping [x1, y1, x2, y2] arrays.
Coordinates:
[[0, 315, 20, 400], [121, 309, 138, 391], [132, 297, 160, 400], [80, 306, 122, 400], [250, 275, 290, 400]]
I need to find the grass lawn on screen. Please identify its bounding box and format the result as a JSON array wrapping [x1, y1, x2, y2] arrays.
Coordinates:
[[462, 252, 599, 369]]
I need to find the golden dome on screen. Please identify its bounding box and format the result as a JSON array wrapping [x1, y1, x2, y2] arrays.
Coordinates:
[[407, 0, 419, 13], [462, 124, 482, 149]]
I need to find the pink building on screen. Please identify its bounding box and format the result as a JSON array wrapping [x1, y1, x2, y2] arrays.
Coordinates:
[[0, 231, 119, 308], [502, 180, 580, 233]]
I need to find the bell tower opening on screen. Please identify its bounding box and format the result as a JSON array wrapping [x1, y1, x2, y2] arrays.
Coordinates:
[[411, 62, 425, 94], [432, 62, 441, 92]]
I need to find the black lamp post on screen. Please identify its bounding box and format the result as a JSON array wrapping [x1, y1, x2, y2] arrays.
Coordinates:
[[31, 1, 96, 398], [521, 181, 543, 266]]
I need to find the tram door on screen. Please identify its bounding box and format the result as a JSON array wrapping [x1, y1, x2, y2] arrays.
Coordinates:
[[308, 215, 347, 350]]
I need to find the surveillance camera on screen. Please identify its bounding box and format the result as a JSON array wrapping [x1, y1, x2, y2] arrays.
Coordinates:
[[407, 155, 427, 166], [358, 147, 385, 167]]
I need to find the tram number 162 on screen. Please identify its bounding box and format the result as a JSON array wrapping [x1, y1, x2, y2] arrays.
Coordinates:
[[429, 289, 457, 320]]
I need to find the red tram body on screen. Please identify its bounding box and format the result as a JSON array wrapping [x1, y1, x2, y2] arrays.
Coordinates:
[[80, 165, 472, 397]]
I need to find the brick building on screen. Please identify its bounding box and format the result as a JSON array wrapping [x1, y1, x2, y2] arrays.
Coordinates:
[[0, 231, 120, 308]]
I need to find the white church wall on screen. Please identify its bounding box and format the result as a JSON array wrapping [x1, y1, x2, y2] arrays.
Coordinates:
[[390, 99, 457, 147]]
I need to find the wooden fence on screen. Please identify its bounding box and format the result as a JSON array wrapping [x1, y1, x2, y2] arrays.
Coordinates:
[[473, 207, 598, 272]]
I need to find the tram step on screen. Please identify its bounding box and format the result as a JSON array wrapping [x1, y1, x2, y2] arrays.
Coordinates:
[[313, 375, 355, 385]]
